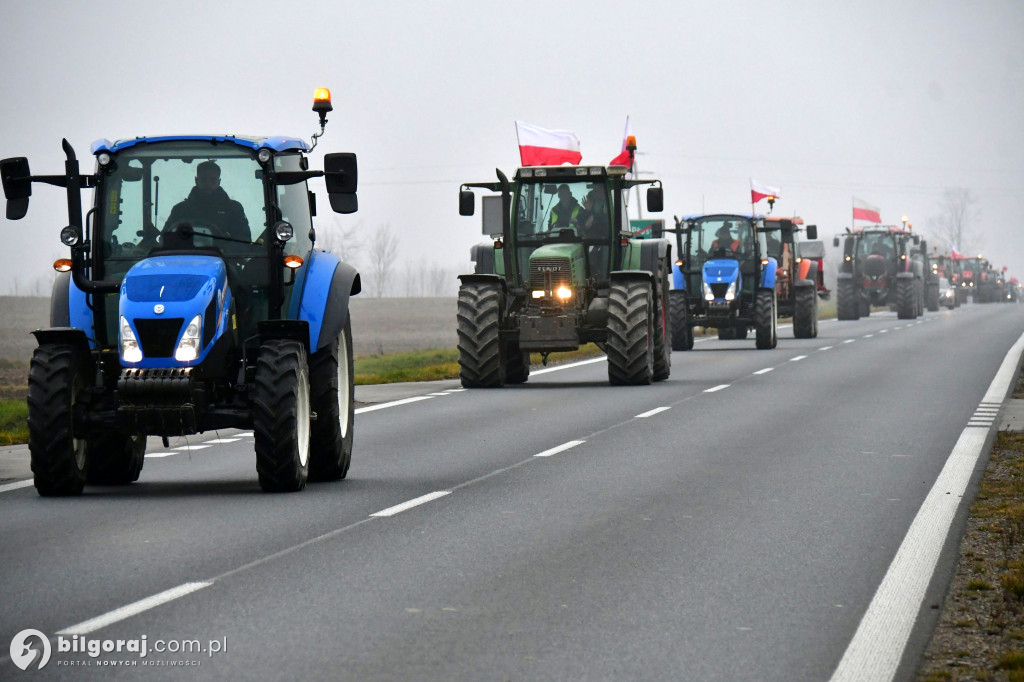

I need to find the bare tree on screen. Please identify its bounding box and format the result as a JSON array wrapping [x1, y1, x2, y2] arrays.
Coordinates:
[[931, 188, 980, 254], [317, 217, 363, 266], [428, 263, 452, 296], [368, 224, 400, 297]]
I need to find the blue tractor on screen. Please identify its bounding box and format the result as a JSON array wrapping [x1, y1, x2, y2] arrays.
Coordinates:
[[0, 89, 361, 495], [669, 214, 779, 350]]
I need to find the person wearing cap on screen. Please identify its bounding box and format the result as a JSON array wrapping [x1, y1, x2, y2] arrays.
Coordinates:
[[710, 222, 740, 256], [549, 184, 581, 230], [164, 160, 251, 243]]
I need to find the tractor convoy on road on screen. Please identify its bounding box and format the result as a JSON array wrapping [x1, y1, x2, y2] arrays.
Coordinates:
[[0, 98, 1019, 495]]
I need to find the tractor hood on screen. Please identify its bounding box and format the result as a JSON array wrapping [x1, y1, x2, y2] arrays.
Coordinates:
[[527, 242, 586, 291], [702, 259, 740, 285], [118, 255, 230, 369]]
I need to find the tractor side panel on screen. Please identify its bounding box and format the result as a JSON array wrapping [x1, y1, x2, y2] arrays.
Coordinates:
[[760, 258, 778, 289]]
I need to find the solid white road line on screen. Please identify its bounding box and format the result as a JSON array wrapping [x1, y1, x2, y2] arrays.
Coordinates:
[[534, 440, 586, 458], [170, 445, 211, 451], [0, 479, 34, 494], [704, 384, 730, 393], [355, 395, 434, 414], [57, 582, 212, 636], [530, 357, 606, 376], [830, 328, 1024, 682], [144, 452, 177, 458], [635, 407, 671, 419], [204, 438, 240, 444], [369, 491, 451, 517]]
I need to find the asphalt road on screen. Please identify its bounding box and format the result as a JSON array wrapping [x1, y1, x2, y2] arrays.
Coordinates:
[[2, 304, 1024, 681]]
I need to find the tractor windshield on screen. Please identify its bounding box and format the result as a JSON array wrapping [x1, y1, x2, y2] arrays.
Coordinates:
[[686, 217, 755, 267], [857, 232, 896, 260], [513, 179, 613, 281]]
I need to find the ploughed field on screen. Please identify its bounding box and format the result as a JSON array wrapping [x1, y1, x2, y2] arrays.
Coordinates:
[[0, 296, 457, 398]]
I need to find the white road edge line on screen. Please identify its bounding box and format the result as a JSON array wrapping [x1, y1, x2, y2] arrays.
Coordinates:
[[355, 395, 434, 414], [830, 328, 1024, 682], [534, 440, 586, 458], [370, 491, 451, 517], [635, 407, 671, 419], [0, 479, 34, 494], [704, 384, 730, 393], [57, 582, 212, 636]]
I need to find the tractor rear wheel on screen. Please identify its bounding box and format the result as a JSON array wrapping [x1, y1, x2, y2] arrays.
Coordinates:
[[87, 431, 145, 485], [837, 279, 859, 320], [733, 325, 748, 340], [652, 285, 671, 382], [254, 340, 311, 492], [669, 290, 693, 351], [926, 282, 940, 312], [28, 344, 88, 496], [755, 289, 778, 350], [717, 327, 736, 340], [607, 278, 654, 385], [308, 316, 355, 482], [897, 278, 917, 319], [793, 286, 818, 338], [504, 344, 531, 384], [456, 281, 505, 388]]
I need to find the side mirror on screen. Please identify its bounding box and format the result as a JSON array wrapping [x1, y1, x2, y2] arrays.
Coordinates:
[[646, 186, 664, 213], [1, 157, 32, 220], [324, 153, 358, 214], [920, 239, 927, 252], [459, 189, 475, 216], [806, 224, 817, 240], [913, 234, 920, 245], [832, 236, 840, 248]]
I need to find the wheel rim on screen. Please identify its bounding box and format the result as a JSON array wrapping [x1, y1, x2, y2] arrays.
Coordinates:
[[297, 365, 310, 468], [337, 332, 351, 439]]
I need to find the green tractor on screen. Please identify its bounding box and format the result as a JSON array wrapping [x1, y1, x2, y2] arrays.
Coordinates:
[[457, 164, 670, 386]]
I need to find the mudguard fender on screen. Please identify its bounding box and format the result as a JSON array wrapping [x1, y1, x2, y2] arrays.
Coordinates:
[[759, 257, 778, 289], [672, 260, 685, 290], [50, 271, 97, 348], [298, 250, 362, 352]]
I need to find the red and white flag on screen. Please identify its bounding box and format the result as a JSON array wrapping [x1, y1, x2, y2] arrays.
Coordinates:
[[852, 197, 882, 223], [609, 116, 634, 167], [515, 120, 582, 166], [951, 247, 963, 260], [751, 179, 780, 204]]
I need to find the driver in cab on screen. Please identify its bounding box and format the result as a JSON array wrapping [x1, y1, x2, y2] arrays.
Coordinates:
[[710, 223, 740, 257], [164, 160, 251, 242]]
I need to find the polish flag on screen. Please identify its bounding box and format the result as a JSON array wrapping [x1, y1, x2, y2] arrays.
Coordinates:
[[609, 116, 634, 168], [515, 121, 582, 166], [751, 179, 780, 204], [951, 247, 963, 260], [852, 197, 882, 223]]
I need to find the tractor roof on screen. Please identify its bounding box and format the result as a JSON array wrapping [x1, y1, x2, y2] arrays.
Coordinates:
[[91, 135, 311, 155], [515, 165, 625, 180], [763, 216, 803, 225]]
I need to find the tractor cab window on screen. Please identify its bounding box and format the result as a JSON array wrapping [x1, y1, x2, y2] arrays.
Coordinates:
[[858, 232, 895, 260], [688, 218, 755, 264]]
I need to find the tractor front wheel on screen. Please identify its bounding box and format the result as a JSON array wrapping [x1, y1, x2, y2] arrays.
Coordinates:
[[793, 285, 818, 338], [755, 289, 778, 350], [669, 290, 693, 351], [254, 340, 311, 492], [837, 279, 860, 320], [607, 278, 654, 385], [897, 278, 917, 319], [28, 344, 88, 496], [308, 316, 355, 482], [87, 431, 145, 485], [456, 281, 505, 388]]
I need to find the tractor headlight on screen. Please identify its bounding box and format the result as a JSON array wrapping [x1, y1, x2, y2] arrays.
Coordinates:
[[274, 221, 294, 242], [174, 315, 202, 362], [556, 286, 573, 301], [724, 280, 737, 301], [702, 281, 714, 301], [60, 226, 80, 246], [532, 290, 545, 299], [120, 317, 142, 363]]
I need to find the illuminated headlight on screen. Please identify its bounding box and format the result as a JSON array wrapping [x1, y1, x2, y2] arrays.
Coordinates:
[[556, 286, 573, 300], [120, 317, 142, 363], [532, 290, 545, 299], [944, 289, 954, 298], [844, 256, 852, 262], [702, 281, 714, 301], [174, 315, 202, 362], [724, 281, 737, 301]]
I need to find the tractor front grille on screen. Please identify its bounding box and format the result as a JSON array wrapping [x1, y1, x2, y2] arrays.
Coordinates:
[[709, 283, 730, 298], [530, 257, 572, 290], [133, 318, 184, 358]]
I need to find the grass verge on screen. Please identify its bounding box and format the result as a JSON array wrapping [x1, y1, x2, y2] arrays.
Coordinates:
[[0, 398, 28, 446]]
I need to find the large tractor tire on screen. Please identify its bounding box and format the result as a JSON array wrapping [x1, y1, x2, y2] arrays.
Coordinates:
[[652, 281, 671, 382], [27, 344, 88, 496], [607, 278, 654, 386], [504, 344, 531, 384], [836, 279, 860, 320], [308, 317, 355, 482], [254, 340, 311, 492], [926, 282, 940, 312], [87, 431, 145, 485], [733, 325, 749, 340], [456, 281, 505, 388], [717, 327, 736, 341], [793, 286, 818, 338], [916, 279, 925, 316], [896, 278, 917, 319], [754, 289, 778, 350], [669, 290, 693, 351]]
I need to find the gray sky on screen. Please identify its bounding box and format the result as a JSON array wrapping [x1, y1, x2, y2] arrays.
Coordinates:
[[2, 0, 1022, 295]]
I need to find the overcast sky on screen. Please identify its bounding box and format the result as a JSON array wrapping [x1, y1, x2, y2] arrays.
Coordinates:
[[2, 0, 1022, 295]]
